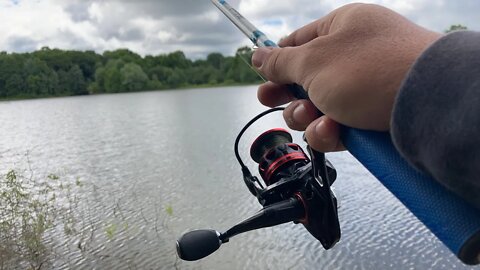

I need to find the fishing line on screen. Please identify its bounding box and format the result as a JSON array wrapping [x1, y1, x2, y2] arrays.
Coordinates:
[[235, 46, 267, 83]]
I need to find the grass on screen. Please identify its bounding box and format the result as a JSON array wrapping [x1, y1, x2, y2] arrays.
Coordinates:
[[0, 168, 179, 269]]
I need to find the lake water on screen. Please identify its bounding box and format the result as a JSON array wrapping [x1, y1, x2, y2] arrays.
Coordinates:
[[0, 86, 475, 269]]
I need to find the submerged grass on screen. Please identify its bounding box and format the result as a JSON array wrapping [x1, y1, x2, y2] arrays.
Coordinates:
[[0, 169, 178, 269]]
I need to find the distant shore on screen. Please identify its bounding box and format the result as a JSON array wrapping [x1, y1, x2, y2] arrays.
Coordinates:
[[0, 46, 261, 101], [0, 82, 260, 102]]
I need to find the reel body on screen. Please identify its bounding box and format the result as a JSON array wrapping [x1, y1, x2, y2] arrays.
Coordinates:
[[246, 128, 340, 249], [176, 108, 341, 261]]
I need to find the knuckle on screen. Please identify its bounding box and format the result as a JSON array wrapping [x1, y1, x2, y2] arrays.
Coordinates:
[[294, 46, 310, 68], [259, 48, 280, 78], [263, 48, 295, 82], [290, 45, 314, 84], [270, 49, 283, 77]]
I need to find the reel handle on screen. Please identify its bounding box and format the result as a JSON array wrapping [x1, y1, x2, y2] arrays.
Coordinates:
[[341, 128, 480, 265], [176, 198, 305, 261]]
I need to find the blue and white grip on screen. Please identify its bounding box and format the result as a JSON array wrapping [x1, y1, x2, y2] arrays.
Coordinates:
[[289, 70, 480, 265], [341, 128, 480, 265]]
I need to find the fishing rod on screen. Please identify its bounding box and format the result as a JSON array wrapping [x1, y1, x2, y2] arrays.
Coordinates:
[[176, 0, 480, 265], [211, 0, 308, 99]]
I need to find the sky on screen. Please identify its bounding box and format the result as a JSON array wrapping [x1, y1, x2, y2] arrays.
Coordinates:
[[0, 0, 478, 59]]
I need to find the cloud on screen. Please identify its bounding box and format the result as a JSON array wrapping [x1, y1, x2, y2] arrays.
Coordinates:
[[6, 36, 37, 53], [1, 0, 479, 59], [399, 0, 480, 32], [64, 2, 91, 22]]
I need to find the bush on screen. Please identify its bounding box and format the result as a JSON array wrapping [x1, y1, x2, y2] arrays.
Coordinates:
[[0, 170, 77, 269]]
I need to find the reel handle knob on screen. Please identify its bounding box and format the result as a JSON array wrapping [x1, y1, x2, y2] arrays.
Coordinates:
[[176, 230, 222, 261]]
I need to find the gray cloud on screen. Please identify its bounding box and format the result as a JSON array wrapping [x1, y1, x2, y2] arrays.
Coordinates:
[[118, 27, 145, 42], [58, 1, 244, 56], [121, 0, 212, 17], [64, 2, 91, 22], [3, 0, 480, 59], [53, 30, 91, 50], [7, 36, 38, 52], [402, 0, 480, 32]]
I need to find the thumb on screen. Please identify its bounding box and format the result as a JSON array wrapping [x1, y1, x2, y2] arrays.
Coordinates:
[[252, 46, 303, 85]]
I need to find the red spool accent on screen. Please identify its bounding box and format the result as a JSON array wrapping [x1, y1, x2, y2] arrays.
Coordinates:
[[260, 142, 309, 185], [263, 152, 308, 184]]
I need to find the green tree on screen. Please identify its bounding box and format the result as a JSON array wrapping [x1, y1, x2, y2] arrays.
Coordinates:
[[0, 54, 24, 95], [445, 24, 468, 33], [103, 49, 142, 64], [33, 48, 101, 83], [101, 59, 125, 92], [225, 46, 261, 83], [207, 52, 225, 70], [71, 50, 101, 82], [46, 71, 60, 95], [120, 63, 149, 91], [32, 47, 71, 71], [146, 74, 163, 90], [167, 68, 186, 88], [90, 66, 106, 94], [4, 74, 25, 97], [22, 58, 59, 96], [0, 46, 270, 100], [105, 68, 122, 92], [68, 65, 88, 95], [164, 51, 191, 69], [148, 66, 173, 84], [57, 69, 70, 94], [26, 75, 44, 95]]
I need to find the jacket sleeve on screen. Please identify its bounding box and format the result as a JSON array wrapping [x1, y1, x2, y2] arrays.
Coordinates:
[[391, 31, 480, 209]]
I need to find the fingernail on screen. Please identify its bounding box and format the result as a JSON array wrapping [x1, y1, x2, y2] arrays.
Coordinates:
[[252, 47, 272, 68], [293, 103, 306, 123]]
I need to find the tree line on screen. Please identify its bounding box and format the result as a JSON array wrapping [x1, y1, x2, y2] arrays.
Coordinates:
[[0, 24, 468, 100], [0, 46, 261, 99]]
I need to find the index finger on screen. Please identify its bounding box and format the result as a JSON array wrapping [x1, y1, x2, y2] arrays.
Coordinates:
[[257, 81, 295, 107], [279, 11, 336, 47]]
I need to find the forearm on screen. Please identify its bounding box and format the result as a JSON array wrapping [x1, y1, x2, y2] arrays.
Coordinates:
[[391, 31, 480, 209]]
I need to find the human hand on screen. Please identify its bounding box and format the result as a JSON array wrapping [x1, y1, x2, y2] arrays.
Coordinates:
[[252, 3, 441, 152]]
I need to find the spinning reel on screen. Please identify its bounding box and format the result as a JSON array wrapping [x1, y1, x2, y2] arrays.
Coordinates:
[[176, 108, 341, 261]]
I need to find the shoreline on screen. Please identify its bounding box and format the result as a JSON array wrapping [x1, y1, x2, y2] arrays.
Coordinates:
[[0, 82, 261, 103]]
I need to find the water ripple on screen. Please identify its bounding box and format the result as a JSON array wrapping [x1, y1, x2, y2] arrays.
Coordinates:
[[0, 88, 476, 269]]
